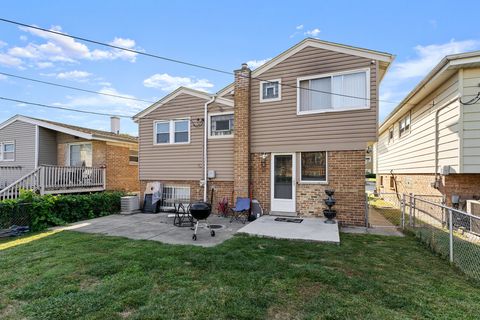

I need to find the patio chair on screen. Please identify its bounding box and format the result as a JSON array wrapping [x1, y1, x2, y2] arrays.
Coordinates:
[[217, 196, 229, 217], [229, 197, 251, 224]]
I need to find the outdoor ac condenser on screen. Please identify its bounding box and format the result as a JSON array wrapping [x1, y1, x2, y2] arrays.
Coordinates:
[[121, 195, 140, 215], [466, 200, 480, 234]]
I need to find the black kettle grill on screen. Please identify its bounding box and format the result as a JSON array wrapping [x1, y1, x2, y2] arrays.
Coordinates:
[[190, 202, 215, 241]]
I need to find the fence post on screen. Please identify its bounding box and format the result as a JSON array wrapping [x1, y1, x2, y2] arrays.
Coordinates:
[[448, 209, 454, 263], [401, 193, 406, 229], [408, 193, 414, 227], [412, 196, 416, 227], [365, 193, 369, 228]]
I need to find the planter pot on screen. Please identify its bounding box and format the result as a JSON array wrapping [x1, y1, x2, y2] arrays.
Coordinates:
[[324, 198, 336, 207], [323, 209, 337, 224], [325, 189, 335, 197]]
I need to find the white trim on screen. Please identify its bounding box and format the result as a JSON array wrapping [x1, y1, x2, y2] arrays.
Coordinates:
[[153, 118, 191, 145], [34, 125, 39, 168], [298, 151, 328, 184], [0, 141, 15, 162], [134, 87, 234, 121], [398, 111, 411, 139], [217, 38, 394, 97], [65, 142, 93, 167], [208, 111, 234, 139], [259, 79, 282, 103], [296, 68, 371, 116], [270, 152, 296, 213]]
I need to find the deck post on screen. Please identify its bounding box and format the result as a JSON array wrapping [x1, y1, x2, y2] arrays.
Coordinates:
[[102, 168, 107, 190], [401, 193, 406, 229], [39, 166, 45, 195]]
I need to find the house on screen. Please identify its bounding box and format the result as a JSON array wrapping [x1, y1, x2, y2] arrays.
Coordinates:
[[375, 51, 480, 207], [134, 38, 394, 226], [0, 115, 139, 198]]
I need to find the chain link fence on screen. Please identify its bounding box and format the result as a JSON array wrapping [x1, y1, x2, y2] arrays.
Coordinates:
[[0, 202, 32, 237]]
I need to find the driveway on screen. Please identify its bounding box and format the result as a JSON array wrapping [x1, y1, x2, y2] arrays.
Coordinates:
[[64, 213, 247, 247]]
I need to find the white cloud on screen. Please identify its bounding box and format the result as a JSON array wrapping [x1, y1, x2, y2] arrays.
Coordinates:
[[36, 61, 54, 68], [56, 70, 92, 81], [246, 58, 271, 70], [0, 53, 23, 67], [390, 39, 480, 79], [143, 73, 214, 92], [19, 35, 27, 41], [0, 40, 7, 48], [305, 28, 321, 37], [296, 24, 304, 30]]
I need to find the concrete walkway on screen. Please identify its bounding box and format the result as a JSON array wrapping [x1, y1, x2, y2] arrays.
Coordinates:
[[63, 213, 246, 247], [237, 215, 340, 244]]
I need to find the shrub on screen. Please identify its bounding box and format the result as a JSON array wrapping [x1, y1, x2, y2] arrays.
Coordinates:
[[365, 173, 376, 179], [0, 191, 124, 231]]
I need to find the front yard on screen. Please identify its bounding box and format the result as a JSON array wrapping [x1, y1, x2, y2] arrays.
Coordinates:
[[1, 232, 479, 319]]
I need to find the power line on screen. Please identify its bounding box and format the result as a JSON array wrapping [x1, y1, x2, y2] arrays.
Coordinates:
[[0, 71, 154, 104], [0, 17, 403, 105]]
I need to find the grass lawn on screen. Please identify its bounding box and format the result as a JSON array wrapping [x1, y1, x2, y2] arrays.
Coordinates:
[[1, 232, 479, 319]]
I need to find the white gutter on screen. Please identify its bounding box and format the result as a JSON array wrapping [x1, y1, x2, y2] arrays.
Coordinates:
[[203, 95, 216, 202]]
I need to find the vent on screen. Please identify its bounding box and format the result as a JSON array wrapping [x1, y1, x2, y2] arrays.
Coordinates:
[[121, 196, 140, 214]]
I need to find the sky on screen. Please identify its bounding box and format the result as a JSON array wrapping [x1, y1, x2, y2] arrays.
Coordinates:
[[1, 0, 480, 136]]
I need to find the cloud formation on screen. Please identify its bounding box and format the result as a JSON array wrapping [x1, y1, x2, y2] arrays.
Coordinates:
[[304, 28, 321, 37], [246, 58, 271, 70], [143, 73, 214, 92]]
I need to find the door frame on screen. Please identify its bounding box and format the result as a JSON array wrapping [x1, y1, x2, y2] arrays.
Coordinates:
[[270, 152, 296, 212]]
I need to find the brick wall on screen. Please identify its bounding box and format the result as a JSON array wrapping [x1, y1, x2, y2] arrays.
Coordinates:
[[250, 152, 271, 212], [233, 63, 251, 198], [105, 144, 139, 192]]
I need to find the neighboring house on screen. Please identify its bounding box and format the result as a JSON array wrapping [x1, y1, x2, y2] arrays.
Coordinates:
[[0, 115, 139, 198], [375, 51, 480, 207], [365, 143, 374, 175], [134, 38, 394, 226]]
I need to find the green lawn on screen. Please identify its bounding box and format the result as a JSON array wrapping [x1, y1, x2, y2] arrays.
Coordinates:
[[0, 232, 479, 319]]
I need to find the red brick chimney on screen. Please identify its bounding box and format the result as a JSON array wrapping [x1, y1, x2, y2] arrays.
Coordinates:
[[233, 63, 251, 198]]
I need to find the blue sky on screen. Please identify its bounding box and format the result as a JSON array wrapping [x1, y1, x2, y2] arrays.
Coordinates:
[[1, 0, 479, 135]]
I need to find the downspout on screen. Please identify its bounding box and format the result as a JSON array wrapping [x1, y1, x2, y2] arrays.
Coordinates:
[[203, 95, 216, 202]]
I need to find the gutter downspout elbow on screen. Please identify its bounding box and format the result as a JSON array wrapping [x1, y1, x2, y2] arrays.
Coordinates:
[[204, 95, 216, 202]]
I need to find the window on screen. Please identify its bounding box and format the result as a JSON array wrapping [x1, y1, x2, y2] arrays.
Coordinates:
[[210, 113, 234, 137], [154, 119, 190, 145], [380, 176, 384, 186], [389, 176, 395, 190], [388, 127, 394, 143], [68, 143, 92, 167], [399, 113, 411, 138], [0, 142, 15, 161], [260, 79, 281, 102], [298, 69, 369, 114], [129, 149, 139, 164], [300, 151, 327, 183]]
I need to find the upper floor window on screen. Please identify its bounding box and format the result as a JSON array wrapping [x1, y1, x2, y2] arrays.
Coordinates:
[[129, 149, 139, 164], [154, 119, 190, 145], [0, 142, 15, 161], [297, 69, 369, 114], [399, 113, 411, 138], [388, 127, 394, 143], [260, 79, 281, 102], [210, 113, 234, 137]]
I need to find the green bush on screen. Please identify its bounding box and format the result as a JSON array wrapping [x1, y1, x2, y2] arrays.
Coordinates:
[[365, 173, 376, 179], [0, 191, 124, 231]]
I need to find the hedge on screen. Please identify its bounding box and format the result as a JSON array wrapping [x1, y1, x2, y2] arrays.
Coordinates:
[[0, 191, 124, 231]]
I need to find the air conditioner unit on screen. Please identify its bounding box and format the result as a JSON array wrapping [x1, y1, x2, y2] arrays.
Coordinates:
[[466, 200, 480, 234], [121, 195, 140, 215]]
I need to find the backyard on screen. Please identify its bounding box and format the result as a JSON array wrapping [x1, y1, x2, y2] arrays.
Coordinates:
[[1, 231, 479, 319]]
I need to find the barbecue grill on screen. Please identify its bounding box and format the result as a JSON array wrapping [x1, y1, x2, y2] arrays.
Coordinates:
[[190, 202, 215, 241]]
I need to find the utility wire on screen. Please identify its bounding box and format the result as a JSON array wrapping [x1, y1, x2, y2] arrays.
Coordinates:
[[0, 17, 403, 105], [0, 72, 154, 104]]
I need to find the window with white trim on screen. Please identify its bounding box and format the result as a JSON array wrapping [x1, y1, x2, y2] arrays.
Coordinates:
[[260, 79, 281, 102], [388, 127, 394, 143], [210, 113, 234, 137], [154, 119, 190, 144], [300, 151, 327, 183], [399, 113, 411, 138], [129, 149, 139, 164], [0, 142, 15, 161], [298, 69, 369, 113]]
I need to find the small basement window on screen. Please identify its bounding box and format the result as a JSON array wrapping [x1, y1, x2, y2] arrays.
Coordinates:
[[260, 79, 281, 102], [300, 151, 327, 183], [389, 176, 395, 190], [380, 176, 384, 186], [210, 113, 234, 137]]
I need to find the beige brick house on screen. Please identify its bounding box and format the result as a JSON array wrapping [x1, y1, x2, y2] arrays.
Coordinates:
[[134, 38, 394, 226], [0, 115, 139, 197], [375, 51, 480, 208]]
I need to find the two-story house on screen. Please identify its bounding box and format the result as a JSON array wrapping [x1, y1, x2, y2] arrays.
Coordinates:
[[375, 51, 480, 207], [134, 38, 394, 226]]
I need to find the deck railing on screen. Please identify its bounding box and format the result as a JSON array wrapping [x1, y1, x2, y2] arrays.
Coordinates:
[[0, 165, 106, 200]]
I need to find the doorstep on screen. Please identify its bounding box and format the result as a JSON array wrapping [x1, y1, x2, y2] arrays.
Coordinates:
[[237, 215, 340, 244], [269, 211, 297, 217]]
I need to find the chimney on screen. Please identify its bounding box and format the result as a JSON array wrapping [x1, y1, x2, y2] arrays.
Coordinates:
[[233, 63, 251, 198], [110, 116, 120, 134]]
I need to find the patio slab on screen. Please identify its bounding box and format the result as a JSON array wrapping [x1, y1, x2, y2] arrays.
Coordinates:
[[61, 213, 246, 247], [237, 215, 340, 244]]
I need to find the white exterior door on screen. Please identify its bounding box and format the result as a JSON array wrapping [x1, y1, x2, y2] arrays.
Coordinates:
[[271, 153, 296, 213]]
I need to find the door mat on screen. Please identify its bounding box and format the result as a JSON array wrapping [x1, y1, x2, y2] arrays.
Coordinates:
[[274, 217, 303, 223]]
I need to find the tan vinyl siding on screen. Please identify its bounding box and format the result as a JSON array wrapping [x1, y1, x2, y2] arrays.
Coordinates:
[[250, 46, 377, 153], [377, 73, 460, 174], [0, 120, 36, 175], [461, 68, 480, 173], [38, 127, 57, 165], [138, 93, 234, 181]]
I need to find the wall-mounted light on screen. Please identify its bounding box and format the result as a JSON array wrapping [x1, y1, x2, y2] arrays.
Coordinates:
[[192, 118, 205, 128], [261, 153, 268, 168]]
